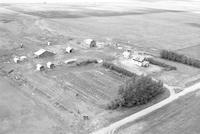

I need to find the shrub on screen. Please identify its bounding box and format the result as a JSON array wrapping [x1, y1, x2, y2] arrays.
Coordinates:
[[161, 50, 200, 68], [76, 59, 98, 66], [102, 62, 137, 77], [148, 58, 177, 71], [107, 75, 164, 109]]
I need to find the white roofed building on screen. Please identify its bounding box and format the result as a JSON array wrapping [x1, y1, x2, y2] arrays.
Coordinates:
[[131, 55, 149, 67], [34, 49, 55, 58], [13, 57, 20, 63], [47, 62, 55, 69], [36, 64, 45, 71], [123, 50, 131, 59], [84, 39, 96, 48], [65, 47, 73, 53]]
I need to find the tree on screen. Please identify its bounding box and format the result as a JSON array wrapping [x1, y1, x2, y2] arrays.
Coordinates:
[[107, 75, 164, 109]]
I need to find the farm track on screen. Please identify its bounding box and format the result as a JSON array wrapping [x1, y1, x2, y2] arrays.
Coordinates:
[[175, 43, 200, 52]]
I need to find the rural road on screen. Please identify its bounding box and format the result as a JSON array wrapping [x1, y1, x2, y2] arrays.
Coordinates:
[[91, 82, 200, 134]]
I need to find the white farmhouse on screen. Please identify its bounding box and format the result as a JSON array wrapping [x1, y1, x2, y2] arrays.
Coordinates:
[[131, 55, 149, 67]]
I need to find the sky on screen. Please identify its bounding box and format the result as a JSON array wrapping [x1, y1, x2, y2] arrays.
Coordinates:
[[0, 0, 131, 3]]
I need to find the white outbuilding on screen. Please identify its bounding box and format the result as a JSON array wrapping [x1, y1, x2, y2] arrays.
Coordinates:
[[65, 47, 73, 53], [36, 64, 45, 71], [47, 62, 55, 69], [84, 39, 96, 48], [97, 59, 103, 63], [123, 50, 131, 59], [13, 57, 20, 63], [19, 56, 27, 62], [64, 59, 77, 64], [47, 42, 51, 46]]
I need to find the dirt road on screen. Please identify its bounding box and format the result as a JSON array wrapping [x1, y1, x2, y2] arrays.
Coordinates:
[[92, 82, 200, 134]]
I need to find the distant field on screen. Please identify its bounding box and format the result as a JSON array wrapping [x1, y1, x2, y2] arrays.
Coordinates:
[[177, 44, 200, 59], [4, 3, 200, 51]]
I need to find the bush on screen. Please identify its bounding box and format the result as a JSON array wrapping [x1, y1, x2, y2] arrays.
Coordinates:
[[161, 50, 200, 68], [148, 58, 177, 71], [107, 75, 164, 109], [76, 59, 98, 66], [102, 62, 137, 77]]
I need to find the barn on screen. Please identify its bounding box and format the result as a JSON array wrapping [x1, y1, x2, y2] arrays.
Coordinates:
[[34, 49, 55, 58]]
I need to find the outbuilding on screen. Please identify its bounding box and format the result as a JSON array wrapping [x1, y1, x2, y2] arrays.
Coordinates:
[[84, 39, 96, 48], [34, 49, 55, 58], [47, 62, 55, 69], [19, 56, 27, 62], [123, 50, 131, 59], [36, 64, 45, 71], [47, 41, 51, 46], [65, 47, 73, 53], [13, 57, 20, 63], [64, 59, 77, 64]]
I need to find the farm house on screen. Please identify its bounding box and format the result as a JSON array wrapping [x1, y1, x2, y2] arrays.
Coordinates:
[[65, 47, 73, 53], [34, 49, 55, 58], [131, 55, 149, 67], [84, 39, 96, 47]]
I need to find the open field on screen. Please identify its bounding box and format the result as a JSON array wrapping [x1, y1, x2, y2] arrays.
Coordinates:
[[151, 58, 200, 88], [0, 1, 200, 133], [177, 44, 200, 59], [0, 77, 71, 134], [117, 89, 200, 134]]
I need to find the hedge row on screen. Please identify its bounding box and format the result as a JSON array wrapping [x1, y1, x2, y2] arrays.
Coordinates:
[[161, 50, 200, 68], [102, 62, 137, 77], [148, 58, 177, 71], [76, 59, 98, 66]]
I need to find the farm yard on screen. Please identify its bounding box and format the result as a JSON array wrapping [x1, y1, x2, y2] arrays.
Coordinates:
[[0, 1, 200, 134]]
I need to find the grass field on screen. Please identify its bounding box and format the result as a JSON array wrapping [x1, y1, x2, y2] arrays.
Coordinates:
[[177, 44, 200, 59], [0, 77, 72, 134], [117, 90, 200, 134]]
